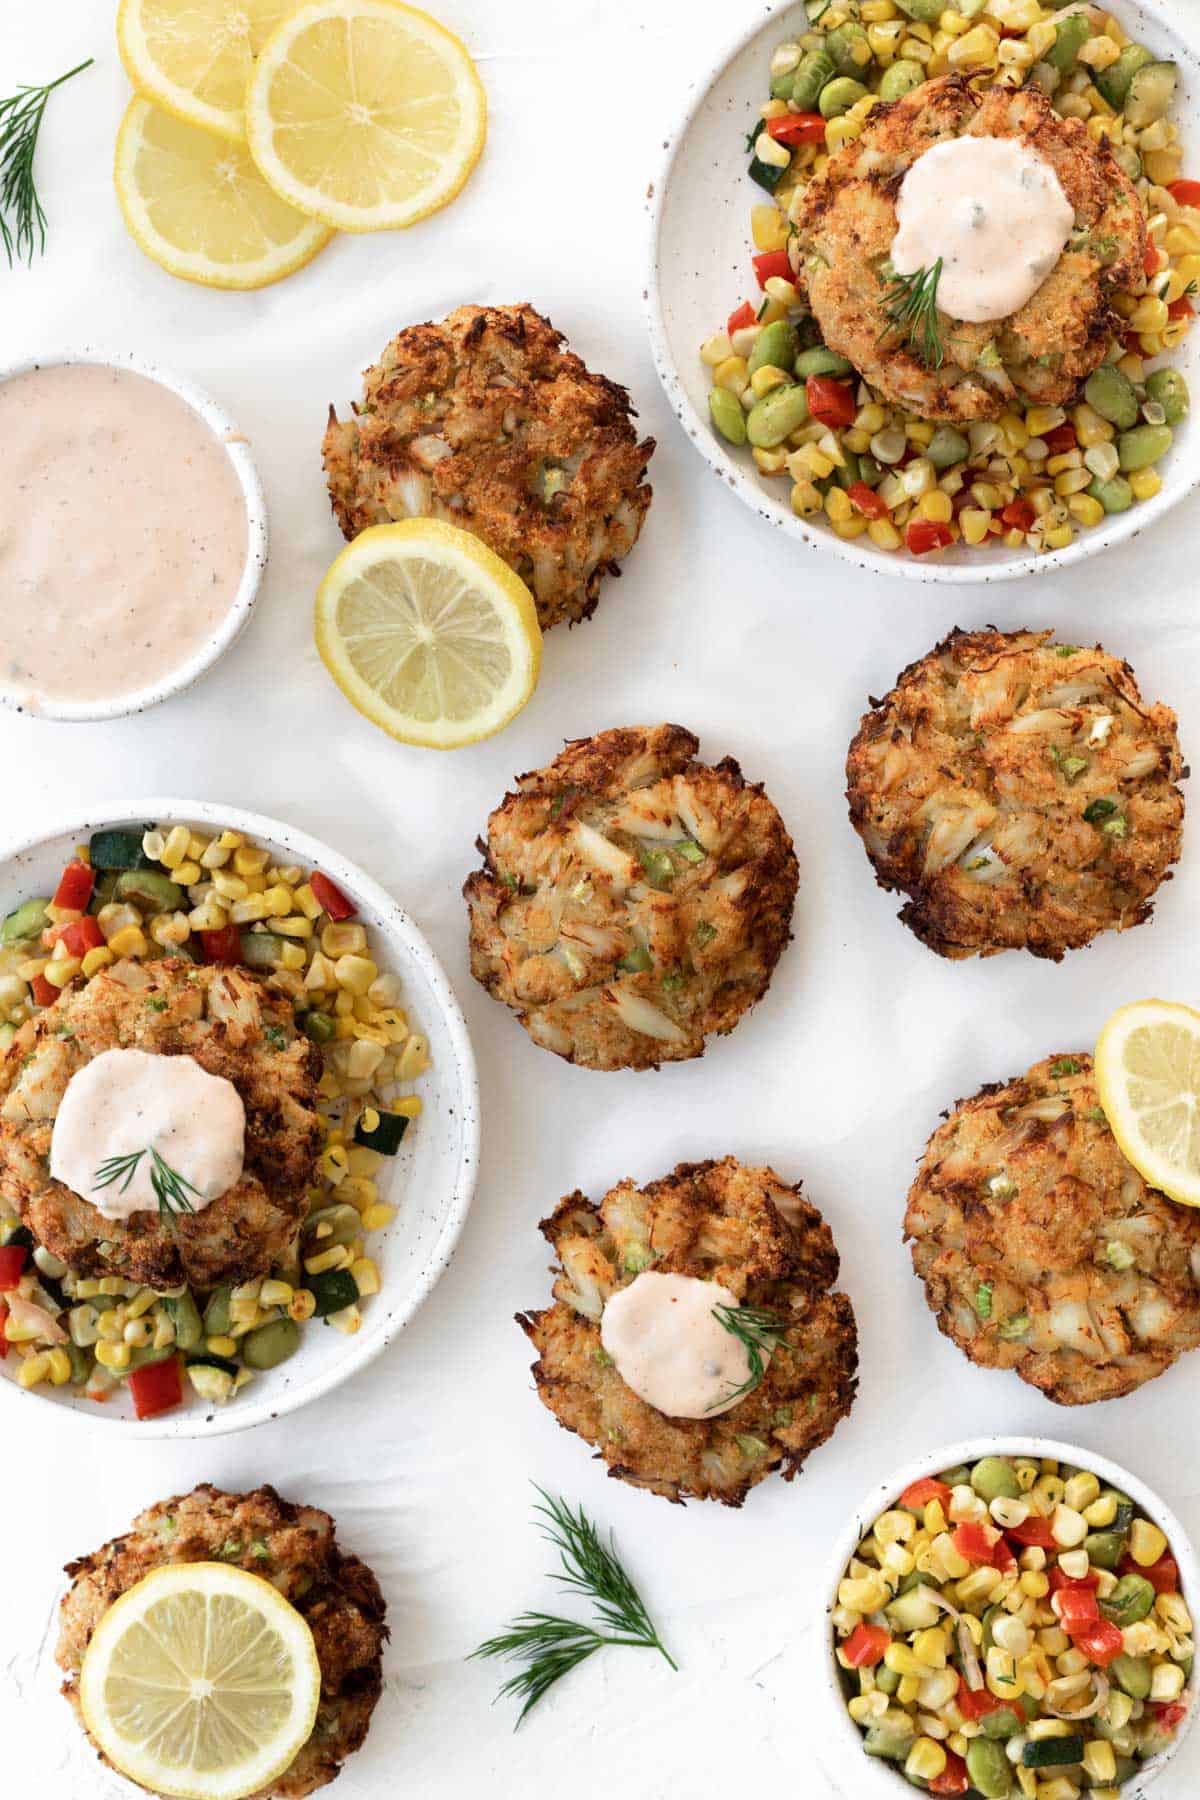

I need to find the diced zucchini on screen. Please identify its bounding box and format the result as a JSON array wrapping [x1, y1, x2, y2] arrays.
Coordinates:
[[202, 1285, 234, 1337], [185, 1350, 240, 1378], [1046, 10, 1090, 72], [1110, 143, 1143, 182], [1022, 1736, 1084, 1769], [303, 1204, 362, 1248], [88, 828, 155, 871], [161, 1290, 204, 1351], [1125, 61, 1178, 129], [1, 897, 49, 945], [1095, 42, 1152, 110], [354, 1109, 410, 1155], [112, 869, 185, 912], [308, 1267, 360, 1318], [240, 930, 288, 969]]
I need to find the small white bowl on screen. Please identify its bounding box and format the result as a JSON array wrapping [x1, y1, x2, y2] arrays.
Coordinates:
[[0, 352, 268, 720], [646, 0, 1200, 583], [0, 800, 480, 1438], [817, 1436, 1199, 1794]]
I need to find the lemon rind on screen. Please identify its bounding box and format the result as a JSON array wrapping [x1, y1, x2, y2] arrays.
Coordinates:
[[117, 0, 249, 144]]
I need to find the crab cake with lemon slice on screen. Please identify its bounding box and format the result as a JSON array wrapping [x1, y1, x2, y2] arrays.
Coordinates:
[[846, 628, 1184, 961], [464, 725, 799, 1070], [905, 1054, 1200, 1407], [323, 304, 654, 632], [58, 1483, 387, 1798], [519, 1157, 858, 1506]]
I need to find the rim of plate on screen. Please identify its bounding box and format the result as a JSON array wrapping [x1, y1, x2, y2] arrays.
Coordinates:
[[644, 0, 1200, 585], [815, 1433, 1200, 1794], [0, 351, 269, 720], [0, 799, 480, 1439]]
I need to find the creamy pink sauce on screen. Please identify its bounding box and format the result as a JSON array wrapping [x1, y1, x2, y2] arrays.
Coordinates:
[[599, 1271, 761, 1419], [50, 1048, 245, 1221], [892, 136, 1075, 324], [0, 363, 248, 707]]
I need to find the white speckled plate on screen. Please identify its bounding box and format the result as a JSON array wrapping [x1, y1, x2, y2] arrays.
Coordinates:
[[0, 800, 479, 1438], [646, 0, 1200, 582]]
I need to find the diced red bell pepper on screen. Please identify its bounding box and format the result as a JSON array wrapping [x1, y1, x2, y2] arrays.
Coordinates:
[[0, 1301, 7, 1359], [200, 924, 244, 965], [0, 1245, 27, 1290], [1151, 1700, 1189, 1732], [53, 861, 95, 911], [958, 1688, 1021, 1726], [843, 1622, 891, 1668], [1001, 498, 1037, 533], [992, 1537, 1018, 1575], [1121, 1551, 1180, 1595], [900, 1477, 953, 1513], [952, 1522, 1001, 1565], [1043, 424, 1078, 455], [752, 249, 793, 288], [1006, 1516, 1056, 1550], [310, 871, 356, 921], [806, 375, 857, 428], [1144, 242, 1162, 278], [847, 480, 887, 520], [60, 916, 104, 957], [128, 1355, 183, 1420], [766, 111, 826, 146], [1054, 1586, 1100, 1628], [1049, 1563, 1101, 1595], [1169, 180, 1200, 209], [1168, 294, 1195, 322], [30, 973, 59, 1008], [727, 300, 756, 337], [906, 519, 954, 556], [929, 1752, 970, 1797], [1124, 328, 1144, 354], [1073, 1617, 1125, 1667]]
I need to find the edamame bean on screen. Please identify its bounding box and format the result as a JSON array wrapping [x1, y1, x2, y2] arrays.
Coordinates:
[[927, 424, 969, 470], [241, 1316, 301, 1371], [1118, 422, 1173, 472], [1046, 10, 1090, 72], [747, 382, 810, 446], [1085, 1529, 1128, 1571], [203, 1285, 233, 1337], [971, 1456, 1021, 1502], [1111, 1653, 1152, 1699], [879, 59, 925, 102], [791, 48, 835, 112], [1084, 364, 1139, 429], [1088, 474, 1134, 514], [819, 76, 868, 119], [749, 320, 800, 377], [1146, 367, 1190, 426], [825, 22, 870, 77], [709, 387, 748, 446], [794, 345, 854, 378], [1101, 1573, 1156, 1628], [966, 1736, 1012, 1799]]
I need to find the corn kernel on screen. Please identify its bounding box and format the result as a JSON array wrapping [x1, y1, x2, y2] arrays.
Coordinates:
[[16, 1351, 51, 1388], [288, 1288, 317, 1322], [95, 1339, 131, 1370], [360, 1203, 396, 1232], [1130, 468, 1162, 501], [1130, 1520, 1169, 1567], [918, 490, 953, 523], [159, 825, 191, 869], [904, 1738, 947, 1782], [45, 1346, 72, 1385], [1044, 523, 1075, 551], [350, 1256, 380, 1297], [751, 203, 789, 252]]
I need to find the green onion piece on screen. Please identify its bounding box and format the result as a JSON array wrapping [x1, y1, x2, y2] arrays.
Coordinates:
[[618, 944, 652, 974], [1049, 1058, 1081, 1077], [674, 839, 705, 864], [1106, 1241, 1137, 1272], [974, 1281, 994, 1319], [1083, 798, 1118, 823], [997, 1313, 1031, 1340]]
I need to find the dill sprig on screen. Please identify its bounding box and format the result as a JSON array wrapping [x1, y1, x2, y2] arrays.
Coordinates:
[[880, 257, 946, 370], [1, 59, 94, 268], [92, 1146, 199, 1223], [470, 1489, 676, 1727], [708, 1302, 790, 1409]]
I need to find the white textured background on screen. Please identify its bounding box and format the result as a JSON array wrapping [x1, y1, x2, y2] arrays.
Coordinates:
[[4, 1, 1200, 1793]]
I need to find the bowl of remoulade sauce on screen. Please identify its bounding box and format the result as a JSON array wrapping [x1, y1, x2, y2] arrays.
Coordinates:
[[0, 353, 268, 721]]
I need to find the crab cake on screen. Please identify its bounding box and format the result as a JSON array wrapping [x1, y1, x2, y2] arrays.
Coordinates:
[[464, 725, 799, 1071], [519, 1157, 858, 1505], [0, 959, 322, 1289], [846, 628, 1184, 961], [57, 1484, 387, 1800], [323, 303, 654, 631], [906, 1054, 1200, 1406], [790, 76, 1146, 422]]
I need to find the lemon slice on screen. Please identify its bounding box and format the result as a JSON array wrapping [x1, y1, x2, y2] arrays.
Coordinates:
[[1096, 999, 1200, 1207], [246, 0, 486, 232], [118, 0, 299, 142], [315, 520, 541, 748], [115, 97, 333, 289], [78, 1562, 320, 1800]]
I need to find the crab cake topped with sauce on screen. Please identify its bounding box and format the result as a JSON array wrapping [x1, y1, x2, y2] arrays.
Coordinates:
[[323, 303, 654, 632], [0, 958, 322, 1291], [906, 1054, 1200, 1407], [789, 75, 1146, 423], [846, 628, 1184, 961], [57, 1484, 387, 1799], [464, 725, 799, 1071], [519, 1157, 858, 1505]]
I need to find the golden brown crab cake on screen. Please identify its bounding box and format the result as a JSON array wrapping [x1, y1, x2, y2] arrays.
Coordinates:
[[905, 1055, 1200, 1406], [464, 725, 799, 1071], [0, 959, 322, 1289], [323, 303, 654, 631], [519, 1158, 857, 1505], [56, 1484, 387, 1800], [789, 75, 1146, 422], [845, 628, 1184, 961]]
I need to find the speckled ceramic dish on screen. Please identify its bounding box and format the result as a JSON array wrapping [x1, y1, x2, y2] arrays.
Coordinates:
[[0, 352, 268, 721], [645, 0, 1200, 583], [817, 1436, 1200, 1794], [0, 801, 480, 1438]]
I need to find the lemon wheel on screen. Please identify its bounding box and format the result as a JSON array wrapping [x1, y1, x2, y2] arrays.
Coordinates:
[[117, 0, 299, 142], [1096, 999, 1200, 1208]]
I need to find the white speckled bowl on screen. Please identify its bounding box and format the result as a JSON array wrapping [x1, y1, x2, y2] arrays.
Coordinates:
[[0, 801, 480, 1438], [0, 352, 269, 720], [646, 0, 1200, 583], [818, 1436, 1200, 1795]]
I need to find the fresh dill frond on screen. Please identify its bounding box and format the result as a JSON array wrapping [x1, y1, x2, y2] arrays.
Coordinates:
[[92, 1145, 199, 1223], [0, 59, 93, 268], [470, 1489, 675, 1726], [92, 1150, 147, 1197], [880, 257, 946, 370], [708, 1303, 790, 1409]]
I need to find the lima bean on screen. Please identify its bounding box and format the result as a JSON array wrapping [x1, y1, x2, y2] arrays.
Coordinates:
[[1084, 364, 1139, 430], [879, 59, 925, 102], [966, 1736, 1012, 1799], [709, 387, 747, 446], [927, 424, 969, 470], [1146, 367, 1190, 426], [790, 49, 835, 113], [747, 382, 810, 446], [241, 1316, 301, 1371], [896, 0, 945, 19], [1087, 475, 1134, 514], [971, 1456, 1021, 1502], [794, 345, 853, 379], [749, 320, 799, 377], [819, 76, 868, 119], [825, 21, 870, 77], [1118, 422, 1173, 472]]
